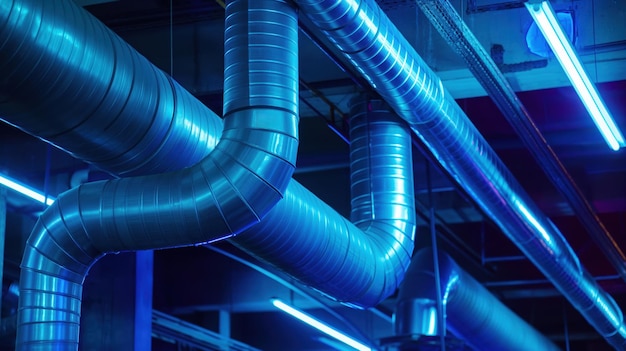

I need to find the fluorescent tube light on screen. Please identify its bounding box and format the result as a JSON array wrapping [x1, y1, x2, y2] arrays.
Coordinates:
[[0, 173, 55, 206], [525, 0, 625, 151], [270, 298, 373, 351]]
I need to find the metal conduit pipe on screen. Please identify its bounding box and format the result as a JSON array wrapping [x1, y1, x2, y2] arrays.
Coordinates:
[[395, 248, 560, 351], [0, 0, 222, 177], [232, 97, 416, 307], [14, 0, 299, 349], [415, 0, 626, 283], [294, 0, 626, 349]]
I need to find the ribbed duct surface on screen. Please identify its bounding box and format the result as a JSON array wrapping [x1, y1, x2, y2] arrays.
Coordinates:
[[395, 248, 560, 351], [1, 0, 418, 315], [294, 0, 626, 348], [14, 0, 299, 349], [0, 0, 221, 176], [232, 97, 415, 306]]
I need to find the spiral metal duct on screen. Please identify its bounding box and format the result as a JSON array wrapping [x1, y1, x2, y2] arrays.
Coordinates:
[[294, 0, 626, 348], [395, 248, 560, 351], [14, 0, 299, 349], [232, 97, 416, 307], [0, 0, 222, 177]]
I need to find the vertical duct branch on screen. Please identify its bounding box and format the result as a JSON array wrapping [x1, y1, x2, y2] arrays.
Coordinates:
[[295, 0, 626, 348], [395, 248, 560, 351], [15, 0, 299, 349], [231, 97, 416, 307]]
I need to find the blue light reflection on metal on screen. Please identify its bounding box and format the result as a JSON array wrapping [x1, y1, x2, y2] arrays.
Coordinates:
[[271, 299, 373, 351], [395, 249, 560, 351], [0, 174, 55, 206], [231, 98, 415, 307], [2, 2, 418, 349], [295, 0, 626, 348], [0, 0, 223, 177], [14, 0, 299, 349], [525, 0, 625, 151], [514, 198, 553, 247]]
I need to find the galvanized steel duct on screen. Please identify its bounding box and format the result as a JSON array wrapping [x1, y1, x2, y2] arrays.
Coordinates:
[[395, 248, 560, 351], [14, 0, 299, 349], [0, 0, 417, 315], [0, 0, 222, 177], [232, 97, 416, 307], [294, 0, 626, 349]]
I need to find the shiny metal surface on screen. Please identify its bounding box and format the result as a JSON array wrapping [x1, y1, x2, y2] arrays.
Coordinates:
[[0, 1, 418, 348], [294, 0, 626, 348], [395, 249, 560, 351], [0, 0, 222, 176], [232, 98, 415, 307], [416, 0, 626, 284], [15, 0, 299, 349]]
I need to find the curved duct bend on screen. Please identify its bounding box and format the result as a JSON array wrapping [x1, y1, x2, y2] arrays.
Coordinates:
[[1, 0, 416, 312], [232, 97, 416, 307], [294, 0, 626, 348], [0, 0, 222, 176], [395, 248, 560, 351], [15, 0, 299, 349]]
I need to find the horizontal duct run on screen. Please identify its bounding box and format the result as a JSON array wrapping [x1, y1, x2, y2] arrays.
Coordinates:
[[294, 0, 626, 349], [415, 0, 626, 283]]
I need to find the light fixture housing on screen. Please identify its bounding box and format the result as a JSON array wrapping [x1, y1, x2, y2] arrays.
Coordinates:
[[525, 0, 625, 151], [270, 298, 373, 351], [0, 173, 55, 206]]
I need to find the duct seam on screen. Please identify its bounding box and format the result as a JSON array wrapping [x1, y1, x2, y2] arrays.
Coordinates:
[[395, 248, 561, 350]]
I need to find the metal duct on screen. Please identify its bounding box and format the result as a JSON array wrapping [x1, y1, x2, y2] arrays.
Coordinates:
[[0, 0, 417, 313], [415, 0, 626, 284], [294, 0, 626, 349], [0, 0, 222, 177], [395, 248, 560, 351], [232, 97, 415, 307], [14, 0, 299, 349]]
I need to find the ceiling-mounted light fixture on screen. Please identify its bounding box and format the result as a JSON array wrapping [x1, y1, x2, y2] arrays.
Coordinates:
[[525, 0, 625, 151], [270, 298, 373, 351], [0, 173, 55, 206]]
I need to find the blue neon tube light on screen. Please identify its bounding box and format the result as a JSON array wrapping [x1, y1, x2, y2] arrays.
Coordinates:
[[0, 173, 55, 206], [270, 298, 372, 351], [526, 0, 625, 151]]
